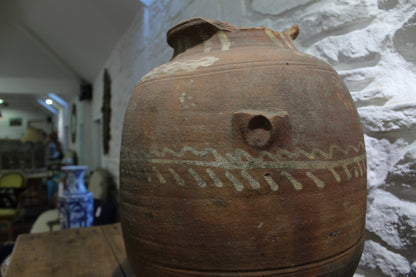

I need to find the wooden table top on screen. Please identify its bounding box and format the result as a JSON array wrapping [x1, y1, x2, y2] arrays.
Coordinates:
[[5, 223, 136, 277]]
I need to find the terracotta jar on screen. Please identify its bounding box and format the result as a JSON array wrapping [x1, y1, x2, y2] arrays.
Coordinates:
[[120, 18, 367, 276]]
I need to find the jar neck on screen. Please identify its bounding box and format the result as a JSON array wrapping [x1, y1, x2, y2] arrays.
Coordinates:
[[167, 18, 299, 59]]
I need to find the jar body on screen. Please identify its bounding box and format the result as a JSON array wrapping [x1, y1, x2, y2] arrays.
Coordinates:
[[120, 18, 366, 276]]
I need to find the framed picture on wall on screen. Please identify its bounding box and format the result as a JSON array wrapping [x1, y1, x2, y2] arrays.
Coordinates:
[[9, 117, 22, 126]]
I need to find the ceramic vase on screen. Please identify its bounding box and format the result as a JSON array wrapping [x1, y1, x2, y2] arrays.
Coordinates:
[[58, 165, 94, 229]]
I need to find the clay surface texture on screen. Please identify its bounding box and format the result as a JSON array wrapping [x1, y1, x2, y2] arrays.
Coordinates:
[[120, 18, 366, 277]]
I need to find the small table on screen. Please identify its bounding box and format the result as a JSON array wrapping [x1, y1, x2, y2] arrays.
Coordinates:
[[5, 223, 136, 277]]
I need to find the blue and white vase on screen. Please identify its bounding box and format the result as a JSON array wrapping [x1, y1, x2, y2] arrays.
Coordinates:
[[58, 166, 94, 229]]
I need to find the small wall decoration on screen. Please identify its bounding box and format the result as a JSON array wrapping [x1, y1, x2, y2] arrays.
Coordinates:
[[71, 104, 77, 143], [102, 69, 111, 154], [9, 117, 22, 126]]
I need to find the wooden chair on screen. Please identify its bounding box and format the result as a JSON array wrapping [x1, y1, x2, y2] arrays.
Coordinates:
[[0, 171, 26, 241]]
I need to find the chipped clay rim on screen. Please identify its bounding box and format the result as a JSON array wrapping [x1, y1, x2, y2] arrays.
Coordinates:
[[167, 17, 299, 48]]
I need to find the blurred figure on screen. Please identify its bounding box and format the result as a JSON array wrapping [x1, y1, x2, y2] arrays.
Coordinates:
[[46, 131, 63, 162], [45, 131, 64, 207]]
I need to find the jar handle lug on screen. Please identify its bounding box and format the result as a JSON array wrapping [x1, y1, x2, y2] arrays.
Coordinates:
[[284, 24, 299, 40], [232, 109, 290, 149]]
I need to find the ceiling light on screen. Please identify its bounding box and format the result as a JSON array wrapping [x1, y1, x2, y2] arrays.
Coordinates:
[[45, 99, 53, 105], [0, 99, 4, 104], [37, 99, 58, 114], [48, 93, 68, 108]]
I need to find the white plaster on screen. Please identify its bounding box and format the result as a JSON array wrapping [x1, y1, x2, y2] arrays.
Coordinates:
[[360, 240, 411, 276]]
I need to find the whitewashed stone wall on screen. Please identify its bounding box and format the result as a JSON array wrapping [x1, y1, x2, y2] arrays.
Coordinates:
[[91, 0, 416, 275]]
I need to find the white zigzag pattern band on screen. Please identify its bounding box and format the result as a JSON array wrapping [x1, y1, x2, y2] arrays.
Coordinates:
[[120, 142, 366, 192]]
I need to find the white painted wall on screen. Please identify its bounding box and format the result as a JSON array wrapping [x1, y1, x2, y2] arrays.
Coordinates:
[[85, 0, 416, 275], [0, 105, 53, 140]]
